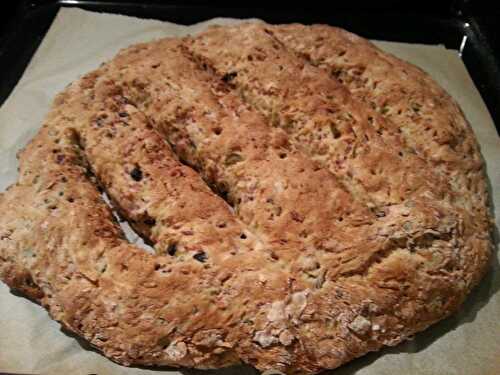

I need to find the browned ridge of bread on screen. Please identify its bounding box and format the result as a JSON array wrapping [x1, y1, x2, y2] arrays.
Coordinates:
[[0, 22, 493, 374]]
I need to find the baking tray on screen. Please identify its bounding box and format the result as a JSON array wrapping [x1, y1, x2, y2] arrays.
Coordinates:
[[0, 1, 499, 136]]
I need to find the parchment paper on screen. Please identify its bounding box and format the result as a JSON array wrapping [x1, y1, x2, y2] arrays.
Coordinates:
[[0, 8, 499, 375]]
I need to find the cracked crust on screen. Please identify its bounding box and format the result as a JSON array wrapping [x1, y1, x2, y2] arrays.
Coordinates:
[[0, 22, 493, 374]]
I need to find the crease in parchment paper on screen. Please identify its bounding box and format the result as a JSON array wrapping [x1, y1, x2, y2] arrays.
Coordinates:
[[0, 7, 499, 375]]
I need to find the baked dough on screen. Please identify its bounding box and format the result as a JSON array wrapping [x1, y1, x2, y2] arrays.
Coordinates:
[[0, 22, 492, 374]]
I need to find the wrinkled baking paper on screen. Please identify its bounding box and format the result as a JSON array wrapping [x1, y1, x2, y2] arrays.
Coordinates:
[[0, 7, 498, 375]]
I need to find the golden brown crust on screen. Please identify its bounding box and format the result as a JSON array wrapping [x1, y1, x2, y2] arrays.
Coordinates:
[[0, 22, 492, 374], [270, 22, 492, 289], [271, 23, 489, 214]]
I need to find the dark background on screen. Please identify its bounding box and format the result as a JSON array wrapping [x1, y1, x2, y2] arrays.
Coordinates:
[[1, 1, 499, 48]]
